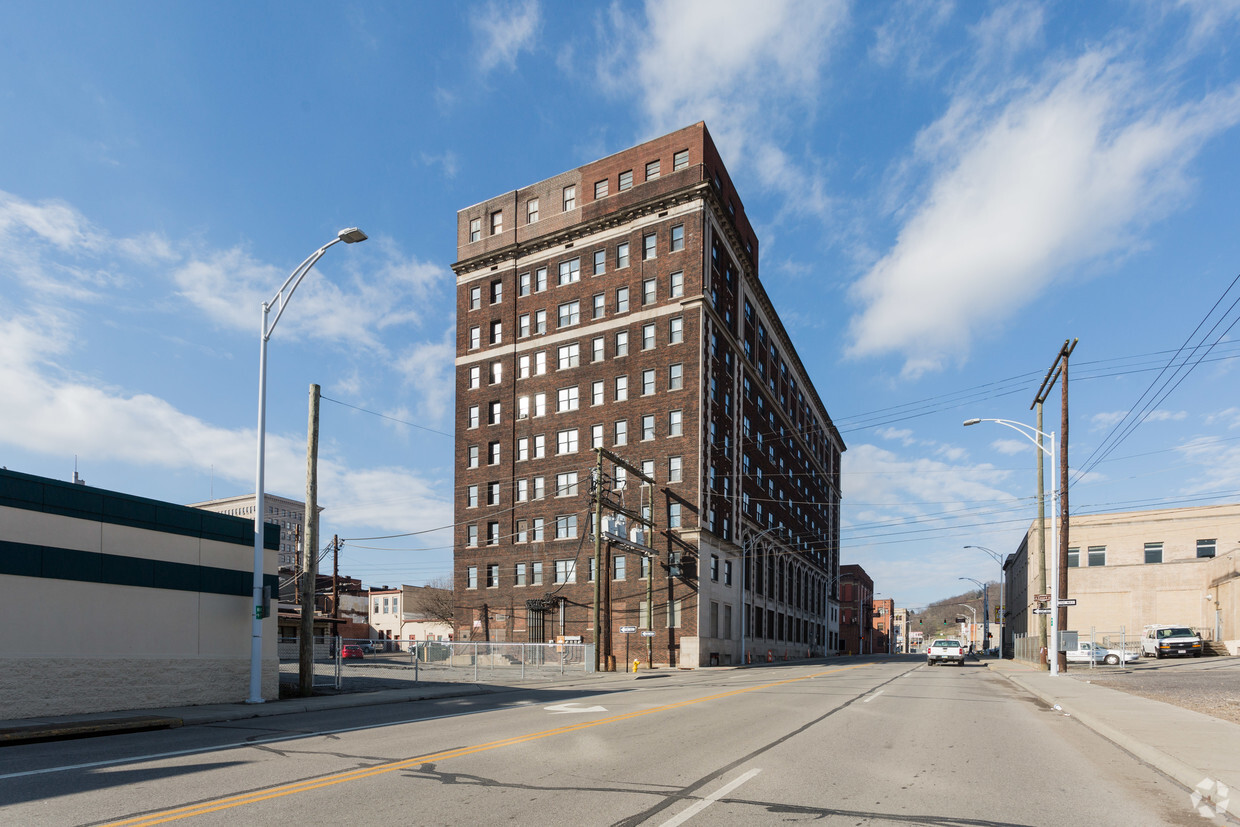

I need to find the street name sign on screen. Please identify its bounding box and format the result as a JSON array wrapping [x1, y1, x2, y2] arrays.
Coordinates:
[[1057, 599, 1077, 607], [620, 626, 637, 634], [1035, 594, 1051, 602], [1032, 608, 1052, 615], [640, 630, 656, 637]]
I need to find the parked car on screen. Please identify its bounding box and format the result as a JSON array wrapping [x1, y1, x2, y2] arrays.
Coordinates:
[[1064, 640, 1137, 665], [359, 641, 376, 655], [927, 638, 965, 666], [1140, 625, 1203, 658], [341, 644, 364, 659]]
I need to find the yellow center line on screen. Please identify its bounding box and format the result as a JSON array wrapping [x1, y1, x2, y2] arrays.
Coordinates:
[[104, 663, 870, 826]]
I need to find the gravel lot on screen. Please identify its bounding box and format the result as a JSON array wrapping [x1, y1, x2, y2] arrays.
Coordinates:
[[1069, 657, 1240, 725]]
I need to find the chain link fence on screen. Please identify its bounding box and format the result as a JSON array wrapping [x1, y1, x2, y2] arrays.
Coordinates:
[[280, 638, 594, 692]]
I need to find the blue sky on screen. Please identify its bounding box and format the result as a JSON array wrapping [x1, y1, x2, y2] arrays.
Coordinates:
[[3, 1, 1239, 608]]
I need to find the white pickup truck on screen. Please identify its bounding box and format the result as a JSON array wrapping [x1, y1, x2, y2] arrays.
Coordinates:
[[926, 638, 965, 666]]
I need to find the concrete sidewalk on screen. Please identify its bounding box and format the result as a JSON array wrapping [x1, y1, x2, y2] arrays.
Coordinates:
[[988, 658, 1238, 816]]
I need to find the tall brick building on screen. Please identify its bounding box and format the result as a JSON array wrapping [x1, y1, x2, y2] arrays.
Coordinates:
[[451, 123, 844, 667]]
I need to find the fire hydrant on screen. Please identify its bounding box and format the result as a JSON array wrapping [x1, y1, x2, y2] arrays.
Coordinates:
[[633, 659, 640, 673]]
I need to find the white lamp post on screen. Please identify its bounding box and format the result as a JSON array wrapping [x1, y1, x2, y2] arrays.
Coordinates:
[[964, 417, 1059, 676], [248, 227, 367, 704]]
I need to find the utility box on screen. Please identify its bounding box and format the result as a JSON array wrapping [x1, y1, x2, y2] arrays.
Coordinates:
[[1058, 630, 1078, 652]]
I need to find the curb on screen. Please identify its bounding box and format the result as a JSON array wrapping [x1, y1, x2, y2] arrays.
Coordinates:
[[0, 716, 184, 746]]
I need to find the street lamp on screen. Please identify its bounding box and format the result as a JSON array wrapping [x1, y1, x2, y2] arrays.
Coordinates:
[[955, 603, 978, 650], [249, 228, 367, 704], [964, 417, 1060, 676], [965, 545, 1005, 657], [959, 577, 987, 656]]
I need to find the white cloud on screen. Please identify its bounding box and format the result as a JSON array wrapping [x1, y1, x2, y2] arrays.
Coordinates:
[[171, 236, 446, 351], [598, 0, 848, 222], [420, 150, 459, 179], [876, 426, 915, 445], [847, 50, 1240, 376], [1145, 409, 1188, 422], [1204, 407, 1240, 429], [393, 335, 456, 424], [1091, 411, 1126, 430], [0, 312, 449, 534], [990, 438, 1033, 456], [473, 0, 541, 74]]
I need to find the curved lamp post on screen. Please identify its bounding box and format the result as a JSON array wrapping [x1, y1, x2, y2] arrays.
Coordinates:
[[959, 577, 987, 655], [955, 603, 978, 649], [965, 545, 1005, 657], [964, 417, 1059, 676], [249, 228, 367, 704]]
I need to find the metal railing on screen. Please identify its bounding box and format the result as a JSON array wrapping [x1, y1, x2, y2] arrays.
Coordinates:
[[281, 638, 595, 693]]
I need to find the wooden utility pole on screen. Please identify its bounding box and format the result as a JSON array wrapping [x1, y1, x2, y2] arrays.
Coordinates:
[[299, 383, 320, 697]]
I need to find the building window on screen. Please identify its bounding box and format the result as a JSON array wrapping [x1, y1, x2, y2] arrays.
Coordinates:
[[489, 361, 502, 384], [669, 502, 681, 528], [467, 445, 479, 468], [516, 479, 528, 502], [527, 198, 539, 223], [668, 599, 681, 629], [532, 517, 545, 542], [467, 484, 478, 507], [645, 159, 660, 180], [669, 409, 683, 436], [557, 386, 579, 412], [710, 554, 719, 581], [592, 423, 604, 448], [615, 331, 629, 357], [533, 393, 547, 417], [1144, 542, 1163, 564], [531, 561, 543, 585], [467, 565, 478, 588], [559, 258, 581, 285], [642, 414, 655, 441], [614, 419, 627, 445], [469, 326, 481, 350], [643, 233, 656, 260], [642, 323, 656, 350], [555, 515, 578, 539], [469, 285, 482, 310], [1067, 547, 1079, 568], [1087, 546, 1106, 567], [668, 364, 683, 390], [533, 309, 546, 334], [487, 481, 500, 505], [558, 302, 580, 329], [592, 380, 604, 406], [619, 169, 633, 190], [535, 266, 548, 292], [669, 455, 682, 482], [488, 400, 501, 424], [643, 278, 657, 305], [617, 241, 630, 269], [489, 320, 502, 345], [670, 272, 684, 299], [488, 441, 500, 465], [554, 559, 576, 583], [615, 375, 628, 401], [670, 224, 684, 252], [558, 342, 580, 369], [557, 429, 578, 454], [594, 179, 608, 199], [515, 562, 527, 585], [724, 560, 733, 586], [1196, 538, 1217, 558], [533, 434, 545, 458], [593, 293, 605, 319], [469, 218, 481, 243], [466, 526, 478, 548], [593, 249, 606, 276], [518, 272, 531, 296], [563, 185, 576, 211], [669, 316, 683, 344], [490, 211, 503, 235], [518, 314, 530, 338], [642, 369, 655, 395], [556, 471, 579, 496], [614, 555, 626, 580], [592, 336, 605, 362], [468, 405, 480, 429], [490, 280, 502, 303], [673, 149, 689, 170], [517, 437, 529, 462], [486, 522, 499, 546]]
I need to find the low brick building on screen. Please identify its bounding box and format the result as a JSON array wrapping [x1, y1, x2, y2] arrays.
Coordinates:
[[451, 123, 845, 667]]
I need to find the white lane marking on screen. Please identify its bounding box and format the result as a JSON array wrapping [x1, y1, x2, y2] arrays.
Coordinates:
[[543, 702, 608, 714], [660, 768, 762, 827], [862, 689, 884, 704]]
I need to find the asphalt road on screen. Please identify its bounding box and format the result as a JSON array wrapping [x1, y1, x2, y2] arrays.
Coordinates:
[[0, 656, 1205, 826]]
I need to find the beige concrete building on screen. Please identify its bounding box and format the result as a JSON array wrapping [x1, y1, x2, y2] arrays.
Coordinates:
[[370, 585, 454, 643], [1005, 503, 1240, 655], [1, 469, 280, 718], [189, 492, 310, 572]]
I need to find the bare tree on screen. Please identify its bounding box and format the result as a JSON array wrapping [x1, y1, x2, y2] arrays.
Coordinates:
[[406, 576, 455, 626]]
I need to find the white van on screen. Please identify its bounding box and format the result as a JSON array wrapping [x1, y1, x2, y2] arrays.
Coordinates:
[[1140, 625, 1203, 659]]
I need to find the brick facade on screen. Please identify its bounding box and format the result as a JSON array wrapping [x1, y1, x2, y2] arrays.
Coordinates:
[[452, 123, 845, 668]]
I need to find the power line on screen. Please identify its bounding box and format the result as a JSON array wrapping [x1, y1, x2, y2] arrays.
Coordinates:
[[321, 395, 453, 438]]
